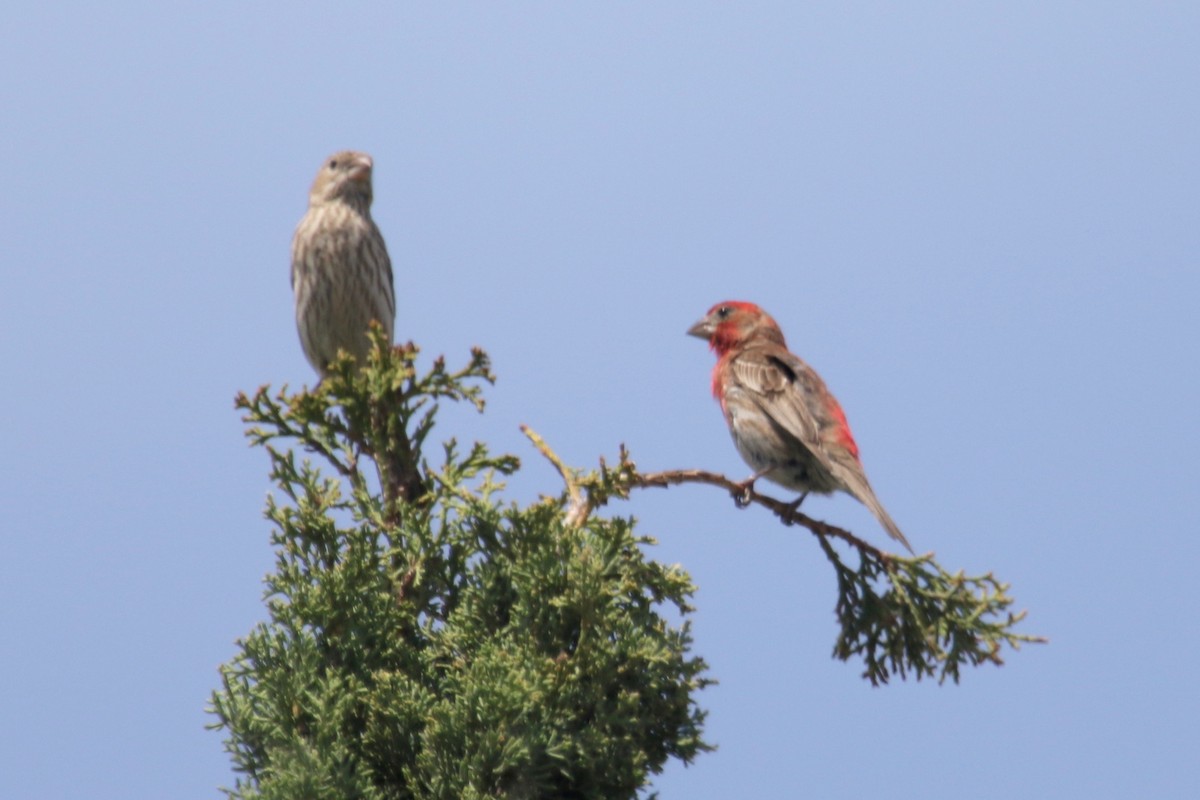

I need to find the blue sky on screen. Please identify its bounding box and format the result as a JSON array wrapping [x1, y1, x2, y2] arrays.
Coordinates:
[[2, 3, 1197, 797]]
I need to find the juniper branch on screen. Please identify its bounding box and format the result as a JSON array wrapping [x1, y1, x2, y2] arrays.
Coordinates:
[[524, 435, 1046, 686]]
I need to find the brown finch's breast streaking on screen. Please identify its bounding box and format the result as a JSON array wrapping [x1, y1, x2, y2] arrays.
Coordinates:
[[688, 301, 913, 552], [291, 150, 396, 376]]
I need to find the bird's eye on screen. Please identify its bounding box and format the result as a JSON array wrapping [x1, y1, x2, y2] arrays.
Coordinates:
[[716, 306, 731, 318], [328, 159, 339, 169]]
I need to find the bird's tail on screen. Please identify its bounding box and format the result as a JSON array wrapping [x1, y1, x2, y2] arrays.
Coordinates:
[[862, 492, 914, 554], [832, 461, 914, 554]]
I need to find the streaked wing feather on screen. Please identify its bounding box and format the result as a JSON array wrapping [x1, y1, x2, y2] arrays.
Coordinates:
[[728, 352, 836, 472]]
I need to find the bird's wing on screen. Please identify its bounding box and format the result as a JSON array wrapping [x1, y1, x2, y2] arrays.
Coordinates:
[[373, 220, 396, 299], [727, 349, 838, 472]]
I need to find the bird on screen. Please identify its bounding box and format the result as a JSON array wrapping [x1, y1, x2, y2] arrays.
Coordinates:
[[291, 150, 395, 377], [687, 301, 913, 552]]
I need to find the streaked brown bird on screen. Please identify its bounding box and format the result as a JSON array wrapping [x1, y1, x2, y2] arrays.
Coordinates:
[[291, 150, 395, 376], [688, 301, 913, 553]]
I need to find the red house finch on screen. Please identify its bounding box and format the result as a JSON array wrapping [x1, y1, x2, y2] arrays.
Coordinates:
[[291, 151, 395, 376], [688, 301, 913, 552]]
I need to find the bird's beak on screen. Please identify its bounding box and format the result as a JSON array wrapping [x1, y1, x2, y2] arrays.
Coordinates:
[[348, 155, 373, 183], [686, 316, 715, 340]]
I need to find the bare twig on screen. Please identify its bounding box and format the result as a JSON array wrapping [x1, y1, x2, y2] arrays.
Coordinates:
[[631, 468, 905, 561], [521, 425, 589, 526]]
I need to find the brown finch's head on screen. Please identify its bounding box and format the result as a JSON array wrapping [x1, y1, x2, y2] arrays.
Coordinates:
[[308, 150, 375, 209], [687, 301, 786, 356]]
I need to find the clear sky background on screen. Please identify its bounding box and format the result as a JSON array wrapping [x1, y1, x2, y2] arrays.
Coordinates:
[[2, 3, 1197, 798]]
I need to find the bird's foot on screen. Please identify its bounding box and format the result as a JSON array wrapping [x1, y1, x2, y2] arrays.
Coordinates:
[[780, 492, 809, 525], [732, 478, 757, 508]]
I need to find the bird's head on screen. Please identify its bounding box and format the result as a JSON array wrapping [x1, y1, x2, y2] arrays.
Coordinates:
[[687, 301, 786, 356], [309, 150, 375, 208]]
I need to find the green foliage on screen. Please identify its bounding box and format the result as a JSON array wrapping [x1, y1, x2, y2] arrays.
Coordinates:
[[211, 332, 711, 799], [816, 537, 1038, 684]]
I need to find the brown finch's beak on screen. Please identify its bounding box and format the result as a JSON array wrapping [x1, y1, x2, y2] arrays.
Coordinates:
[[348, 155, 373, 183], [687, 317, 715, 340]]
